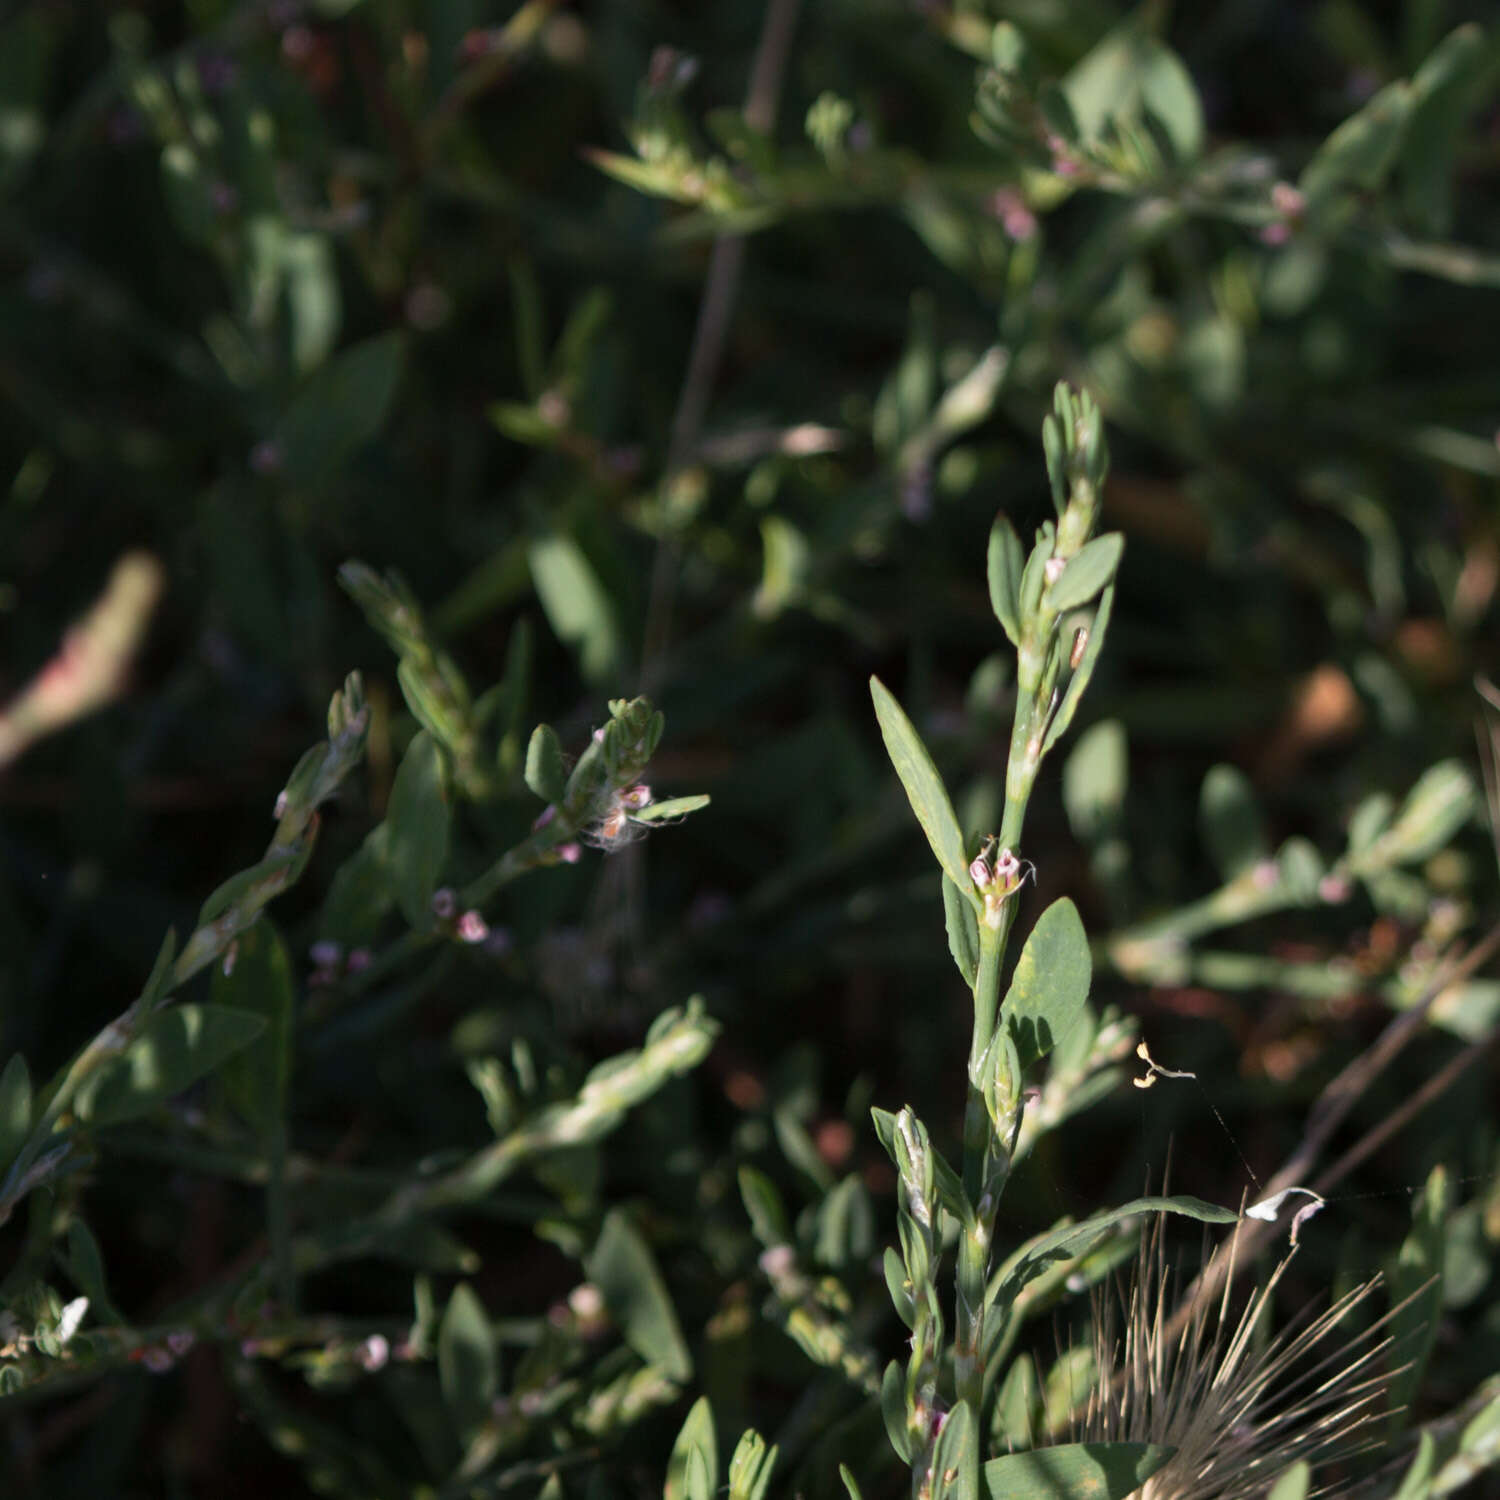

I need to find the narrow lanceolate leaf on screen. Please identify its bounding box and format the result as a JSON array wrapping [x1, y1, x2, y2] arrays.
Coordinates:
[[1000, 898, 1091, 1069], [1299, 80, 1413, 211], [981, 1442, 1175, 1500], [1047, 534, 1123, 613], [437, 1282, 497, 1439], [931, 1399, 979, 1500], [727, 1429, 778, 1500], [1044, 582, 1114, 755], [385, 730, 451, 929], [0, 1055, 31, 1170], [987, 515, 1024, 645], [524, 723, 566, 803], [881, 1359, 912, 1462], [991, 1196, 1237, 1308], [1199, 764, 1269, 881], [75, 1006, 267, 1125], [1388, 1166, 1449, 1428], [666, 1396, 719, 1500], [870, 676, 974, 899], [585, 1208, 692, 1382], [631, 794, 711, 823], [943, 874, 980, 988], [216, 918, 296, 1135]]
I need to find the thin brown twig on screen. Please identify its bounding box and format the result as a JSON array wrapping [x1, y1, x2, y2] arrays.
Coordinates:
[[638, 0, 804, 694], [1176, 919, 1500, 1317], [1312, 1021, 1500, 1198]]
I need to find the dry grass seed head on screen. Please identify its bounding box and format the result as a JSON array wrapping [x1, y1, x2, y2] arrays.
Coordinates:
[[1078, 1215, 1405, 1500]]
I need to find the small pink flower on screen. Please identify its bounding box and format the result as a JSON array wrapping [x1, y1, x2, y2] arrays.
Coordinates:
[[357, 1334, 389, 1372], [558, 842, 583, 864], [456, 910, 489, 944]]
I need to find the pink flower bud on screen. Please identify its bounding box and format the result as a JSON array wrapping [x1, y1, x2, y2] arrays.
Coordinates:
[[456, 910, 489, 944], [558, 842, 583, 864], [357, 1334, 389, 1372], [431, 887, 457, 920]]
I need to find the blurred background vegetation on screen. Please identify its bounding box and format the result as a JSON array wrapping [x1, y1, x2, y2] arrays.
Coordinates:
[[4, 0, 1500, 1495]]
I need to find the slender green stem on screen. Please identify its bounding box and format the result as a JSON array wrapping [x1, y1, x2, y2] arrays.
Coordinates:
[[969, 925, 1006, 1081]]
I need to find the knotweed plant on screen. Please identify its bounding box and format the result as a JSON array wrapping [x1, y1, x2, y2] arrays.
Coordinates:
[[838, 382, 1433, 1500], [856, 384, 1248, 1500]]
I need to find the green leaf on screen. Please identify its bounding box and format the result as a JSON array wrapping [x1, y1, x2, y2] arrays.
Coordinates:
[[1044, 583, 1115, 755], [738, 1165, 790, 1246], [1000, 898, 1092, 1069], [1392, 1430, 1435, 1500], [666, 1396, 718, 1500], [1048, 534, 1123, 613], [524, 724, 567, 803], [1388, 1165, 1449, 1427], [632, 794, 712, 823], [437, 1282, 497, 1440], [1042, 1346, 1096, 1435], [880, 1359, 911, 1462], [1348, 792, 1394, 852], [813, 1174, 874, 1269], [385, 731, 451, 930], [1399, 26, 1488, 236], [64, 1219, 116, 1317], [982, 1442, 1175, 1500], [76, 1005, 267, 1125], [529, 534, 622, 685], [585, 1208, 692, 1382], [0, 1054, 31, 1171], [993, 1352, 1041, 1450], [1199, 764, 1268, 880], [870, 676, 973, 896], [944, 874, 980, 988], [275, 331, 405, 484], [318, 825, 394, 948], [1268, 1461, 1312, 1500], [987, 515, 1024, 645], [992, 1196, 1236, 1310], [1062, 720, 1127, 845], [1062, 19, 1203, 160], [839, 1465, 865, 1500], [754, 515, 809, 619], [883, 1245, 915, 1328], [140, 929, 180, 1011], [1300, 80, 1414, 212], [932, 1399, 979, 1500], [216, 919, 296, 1135], [1382, 760, 1474, 865], [728, 1429, 778, 1500]]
